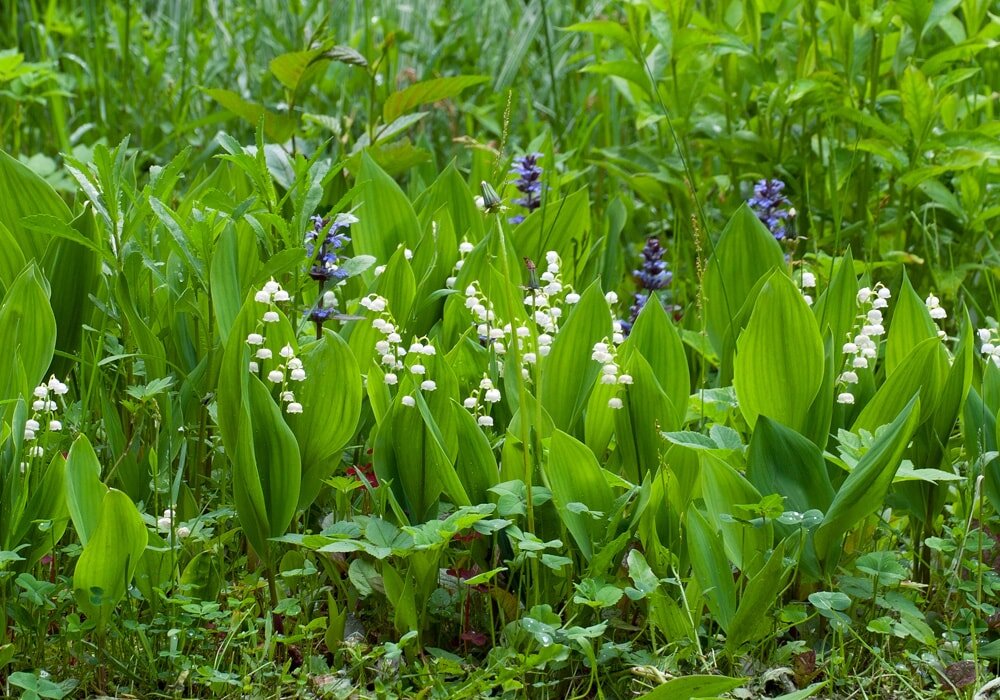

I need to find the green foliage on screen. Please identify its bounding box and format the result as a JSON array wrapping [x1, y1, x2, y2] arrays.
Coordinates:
[[0, 0, 997, 696]]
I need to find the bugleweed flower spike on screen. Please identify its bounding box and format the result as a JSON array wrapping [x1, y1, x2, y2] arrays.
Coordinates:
[[508, 153, 543, 224], [748, 179, 795, 240], [625, 236, 673, 334]]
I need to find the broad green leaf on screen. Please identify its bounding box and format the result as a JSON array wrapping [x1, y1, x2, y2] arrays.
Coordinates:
[[376, 247, 417, 326], [0, 150, 71, 261], [815, 397, 920, 570], [64, 435, 107, 548], [0, 264, 56, 402], [383, 75, 488, 123], [414, 162, 483, 241], [541, 282, 611, 431], [270, 47, 328, 92], [900, 65, 935, 146], [638, 674, 745, 700], [626, 297, 689, 428], [703, 204, 785, 355], [853, 337, 946, 432], [685, 507, 737, 631], [41, 209, 100, 379], [614, 353, 676, 483], [288, 332, 362, 508], [134, 532, 173, 603], [725, 539, 792, 652], [700, 454, 771, 574], [205, 88, 296, 142], [545, 430, 615, 561], [811, 250, 857, 365], [453, 402, 500, 506], [245, 374, 301, 540], [886, 273, 938, 374], [73, 489, 147, 629], [352, 153, 421, 264], [747, 417, 835, 515], [10, 452, 68, 569], [180, 550, 223, 601], [734, 271, 824, 432], [513, 188, 591, 276], [391, 386, 465, 521], [0, 221, 25, 291]]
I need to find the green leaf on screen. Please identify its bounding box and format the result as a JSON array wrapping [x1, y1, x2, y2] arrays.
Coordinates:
[[638, 674, 745, 699], [899, 65, 935, 146], [614, 353, 676, 482], [246, 375, 301, 539], [513, 188, 591, 273], [886, 273, 939, 374], [853, 338, 946, 432], [747, 417, 835, 515], [204, 88, 296, 142], [269, 47, 328, 92], [288, 333, 362, 509], [811, 250, 857, 365], [453, 401, 500, 506], [0, 221, 25, 292], [541, 282, 611, 431], [725, 539, 792, 652], [626, 297, 689, 428], [383, 75, 488, 123], [64, 435, 107, 548], [703, 204, 785, 355], [352, 153, 421, 264], [564, 20, 635, 47], [734, 271, 824, 432], [815, 397, 920, 570], [545, 430, 615, 561], [686, 507, 736, 630], [73, 489, 147, 630], [700, 454, 772, 574], [0, 150, 72, 261], [0, 264, 56, 402]]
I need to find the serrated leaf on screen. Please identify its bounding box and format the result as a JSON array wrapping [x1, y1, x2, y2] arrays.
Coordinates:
[[383, 75, 488, 123]]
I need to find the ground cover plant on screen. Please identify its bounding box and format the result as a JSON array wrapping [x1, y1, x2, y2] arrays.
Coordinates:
[[0, 0, 999, 697]]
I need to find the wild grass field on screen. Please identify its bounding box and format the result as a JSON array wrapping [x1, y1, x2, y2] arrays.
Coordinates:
[[0, 0, 999, 698]]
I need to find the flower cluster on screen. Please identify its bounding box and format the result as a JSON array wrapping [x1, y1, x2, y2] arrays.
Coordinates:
[[925, 294, 947, 338], [462, 375, 503, 427], [309, 289, 340, 330], [246, 279, 306, 414], [305, 213, 356, 283], [508, 153, 543, 225], [156, 507, 191, 539], [524, 252, 578, 333], [748, 179, 795, 240], [21, 376, 69, 471], [625, 236, 673, 333], [800, 268, 816, 306], [464, 281, 499, 330], [456, 252, 582, 429], [361, 294, 439, 401], [592, 339, 631, 409], [446, 239, 476, 289], [836, 284, 891, 405], [361, 295, 404, 384], [978, 328, 1000, 367]]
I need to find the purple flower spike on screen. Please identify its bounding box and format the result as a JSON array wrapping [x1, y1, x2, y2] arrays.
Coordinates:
[[508, 153, 544, 224], [748, 179, 794, 239], [305, 213, 355, 282], [623, 236, 673, 335]]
